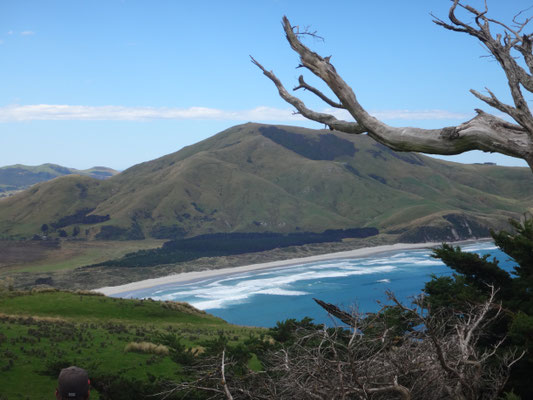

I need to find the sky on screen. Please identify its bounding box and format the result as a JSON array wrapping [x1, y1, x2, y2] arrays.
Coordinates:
[[1, 0, 531, 170]]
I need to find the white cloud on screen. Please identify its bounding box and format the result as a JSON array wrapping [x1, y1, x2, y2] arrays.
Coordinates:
[[7, 30, 13, 35], [0, 104, 470, 123], [0, 104, 303, 122], [0, 40, 3, 45], [20, 31, 35, 36]]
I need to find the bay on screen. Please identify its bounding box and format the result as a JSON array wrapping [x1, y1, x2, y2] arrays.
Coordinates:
[[118, 241, 516, 327]]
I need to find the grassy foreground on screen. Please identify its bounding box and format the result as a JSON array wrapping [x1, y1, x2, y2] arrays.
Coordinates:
[[0, 289, 262, 400]]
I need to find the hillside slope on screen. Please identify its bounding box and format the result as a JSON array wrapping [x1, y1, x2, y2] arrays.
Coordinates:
[[0, 163, 118, 197], [0, 289, 256, 399], [1, 123, 531, 241]]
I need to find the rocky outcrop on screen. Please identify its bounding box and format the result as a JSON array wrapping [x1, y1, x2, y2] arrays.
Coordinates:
[[398, 214, 491, 243]]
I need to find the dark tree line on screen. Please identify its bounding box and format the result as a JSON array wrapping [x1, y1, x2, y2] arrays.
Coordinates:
[[91, 228, 378, 268], [51, 208, 109, 229]]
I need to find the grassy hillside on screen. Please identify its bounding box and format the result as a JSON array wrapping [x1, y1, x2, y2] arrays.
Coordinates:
[[0, 289, 261, 399], [0, 123, 531, 241], [0, 163, 118, 197], [0, 175, 115, 238]]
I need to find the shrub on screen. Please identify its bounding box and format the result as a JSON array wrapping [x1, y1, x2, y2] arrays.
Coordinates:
[[161, 300, 206, 315], [124, 341, 169, 356], [72, 290, 104, 296]]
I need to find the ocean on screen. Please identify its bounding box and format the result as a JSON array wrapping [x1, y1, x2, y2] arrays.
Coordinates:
[[117, 241, 516, 327]]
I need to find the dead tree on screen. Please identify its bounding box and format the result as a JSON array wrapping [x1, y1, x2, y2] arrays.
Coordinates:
[[252, 1, 533, 171], [262, 289, 523, 400], [164, 289, 522, 399]]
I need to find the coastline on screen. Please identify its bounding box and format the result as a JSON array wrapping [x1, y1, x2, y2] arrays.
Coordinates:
[[95, 241, 448, 296]]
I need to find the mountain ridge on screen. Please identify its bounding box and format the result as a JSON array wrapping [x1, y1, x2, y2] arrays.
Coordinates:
[[0, 123, 531, 242], [0, 163, 119, 197]]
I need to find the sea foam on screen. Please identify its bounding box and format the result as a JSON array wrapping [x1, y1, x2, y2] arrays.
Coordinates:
[[145, 263, 399, 310], [125, 241, 512, 326]]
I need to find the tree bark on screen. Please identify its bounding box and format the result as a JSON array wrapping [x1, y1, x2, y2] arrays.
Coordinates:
[[253, 2, 533, 172]]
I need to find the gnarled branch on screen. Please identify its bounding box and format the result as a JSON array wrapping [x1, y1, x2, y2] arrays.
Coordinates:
[[294, 75, 345, 109], [251, 56, 364, 134], [253, 3, 533, 171]]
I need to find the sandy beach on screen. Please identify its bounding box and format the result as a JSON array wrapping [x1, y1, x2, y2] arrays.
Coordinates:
[[96, 242, 442, 296]]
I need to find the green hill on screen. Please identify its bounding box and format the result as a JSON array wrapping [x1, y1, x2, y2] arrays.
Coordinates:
[[0, 163, 119, 197], [0, 123, 531, 242], [0, 289, 259, 399]]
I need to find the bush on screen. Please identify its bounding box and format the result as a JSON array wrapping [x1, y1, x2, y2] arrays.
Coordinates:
[[161, 301, 206, 315], [124, 341, 169, 356], [156, 333, 198, 366]]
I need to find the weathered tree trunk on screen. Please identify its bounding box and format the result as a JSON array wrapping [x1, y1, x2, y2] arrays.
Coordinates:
[[253, 1, 533, 172]]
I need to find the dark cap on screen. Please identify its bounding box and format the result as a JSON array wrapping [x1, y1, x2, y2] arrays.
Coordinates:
[[58, 366, 90, 399]]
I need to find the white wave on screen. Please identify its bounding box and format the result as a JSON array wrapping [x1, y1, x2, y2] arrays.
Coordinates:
[[190, 295, 247, 310], [391, 252, 408, 258], [360, 256, 429, 265], [133, 240, 499, 313], [150, 264, 398, 310], [411, 259, 443, 266], [464, 245, 498, 252], [391, 250, 430, 258], [190, 299, 225, 309], [308, 264, 345, 270], [255, 288, 309, 296], [150, 293, 193, 302]]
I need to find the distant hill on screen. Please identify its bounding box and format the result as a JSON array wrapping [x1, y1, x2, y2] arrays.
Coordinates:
[[0, 163, 119, 197], [0, 123, 531, 242]]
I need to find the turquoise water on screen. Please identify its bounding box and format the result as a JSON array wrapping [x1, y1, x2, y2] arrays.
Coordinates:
[[117, 241, 516, 327]]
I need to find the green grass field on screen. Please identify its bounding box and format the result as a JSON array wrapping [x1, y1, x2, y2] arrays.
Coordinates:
[[0, 290, 262, 400]]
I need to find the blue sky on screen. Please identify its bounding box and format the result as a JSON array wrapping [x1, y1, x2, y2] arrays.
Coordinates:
[[1, 0, 531, 170]]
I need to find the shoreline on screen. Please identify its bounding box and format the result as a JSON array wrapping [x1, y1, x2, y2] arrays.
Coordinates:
[[95, 241, 450, 296]]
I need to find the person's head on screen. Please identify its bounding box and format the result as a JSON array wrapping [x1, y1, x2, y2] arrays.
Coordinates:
[[55, 366, 90, 400]]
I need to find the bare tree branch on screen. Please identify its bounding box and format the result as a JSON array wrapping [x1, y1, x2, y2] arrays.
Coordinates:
[[253, 3, 533, 170], [251, 56, 364, 133], [439, 1, 533, 132], [306, 292, 519, 400], [294, 75, 345, 109], [292, 24, 324, 42], [163, 284, 522, 399], [221, 349, 234, 400], [313, 298, 357, 327]]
